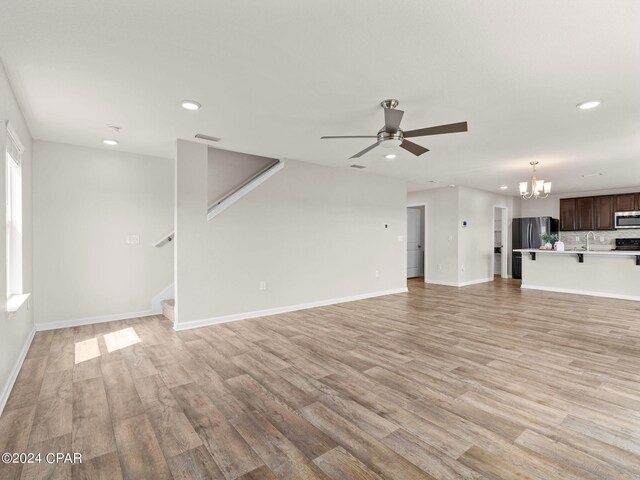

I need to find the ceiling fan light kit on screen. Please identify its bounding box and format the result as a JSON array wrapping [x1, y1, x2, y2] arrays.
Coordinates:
[[320, 99, 468, 159], [520, 161, 552, 199]]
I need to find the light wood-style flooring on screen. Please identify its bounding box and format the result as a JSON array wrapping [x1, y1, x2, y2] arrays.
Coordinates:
[[2, 278, 640, 479]]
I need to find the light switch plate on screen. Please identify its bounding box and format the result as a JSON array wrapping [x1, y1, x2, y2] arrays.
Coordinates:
[[126, 235, 140, 245]]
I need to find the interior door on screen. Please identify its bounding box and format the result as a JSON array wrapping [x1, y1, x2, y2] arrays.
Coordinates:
[[407, 208, 423, 278]]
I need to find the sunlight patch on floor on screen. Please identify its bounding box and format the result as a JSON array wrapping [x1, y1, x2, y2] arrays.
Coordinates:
[[104, 327, 141, 353], [74, 337, 100, 364]]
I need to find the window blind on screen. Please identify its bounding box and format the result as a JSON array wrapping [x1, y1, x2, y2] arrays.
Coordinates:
[[6, 123, 23, 167]]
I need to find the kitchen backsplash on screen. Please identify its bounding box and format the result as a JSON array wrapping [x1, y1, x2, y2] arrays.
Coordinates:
[[559, 229, 640, 249]]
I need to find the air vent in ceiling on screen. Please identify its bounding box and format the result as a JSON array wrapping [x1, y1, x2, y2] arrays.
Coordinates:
[[195, 133, 221, 142], [350, 164, 366, 169]]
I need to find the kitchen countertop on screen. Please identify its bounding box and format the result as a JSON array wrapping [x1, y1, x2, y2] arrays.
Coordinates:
[[514, 248, 640, 256]]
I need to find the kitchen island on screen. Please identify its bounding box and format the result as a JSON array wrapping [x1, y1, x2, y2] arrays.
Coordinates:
[[514, 249, 640, 301]]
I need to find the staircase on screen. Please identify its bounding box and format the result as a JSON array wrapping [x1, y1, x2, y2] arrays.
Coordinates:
[[161, 299, 175, 322], [153, 157, 284, 248]]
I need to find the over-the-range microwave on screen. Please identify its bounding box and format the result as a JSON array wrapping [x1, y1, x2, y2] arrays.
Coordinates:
[[615, 211, 640, 229]]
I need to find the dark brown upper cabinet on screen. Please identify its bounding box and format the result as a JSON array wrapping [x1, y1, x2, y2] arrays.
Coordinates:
[[594, 196, 614, 230], [560, 192, 640, 231], [615, 193, 638, 212], [559, 198, 576, 231], [576, 197, 594, 231]]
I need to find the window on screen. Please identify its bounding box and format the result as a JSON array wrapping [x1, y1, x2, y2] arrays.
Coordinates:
[[6, 124, 23, 302]]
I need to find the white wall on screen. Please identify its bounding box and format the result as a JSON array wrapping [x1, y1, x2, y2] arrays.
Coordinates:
[[407, 188, 459, 285], [33, 141, 174, 326], [458, 186, 515, 283], [0, 61, 34, 413], [408, 186, 515, 285], [176, 140, 407, 325]]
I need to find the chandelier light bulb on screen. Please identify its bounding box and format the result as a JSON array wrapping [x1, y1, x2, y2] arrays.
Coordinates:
[[521, 161, 551, 200]]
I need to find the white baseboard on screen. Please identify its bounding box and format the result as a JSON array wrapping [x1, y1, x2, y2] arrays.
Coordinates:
[[426, 280, 459, 287], [35, 284, 174, 331], [0, 327, 35, 416], [521, 284, 640, 302], [35, 308, 160, 332], [427, 277, 493, 287], [459, 277, 494, 287], [174, 287, 408, 332]]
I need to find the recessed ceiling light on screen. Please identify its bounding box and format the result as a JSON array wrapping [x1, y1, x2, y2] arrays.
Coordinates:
[[500, 185, 509, 190], [103, 139, 119, 146], [385, 154, 397, 160], [448, 184, 456, 188], [577, 100, 601, 110], [181, 100, 201, 111]]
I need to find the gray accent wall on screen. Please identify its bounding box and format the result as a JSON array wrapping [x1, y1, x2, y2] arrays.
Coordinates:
[[208, 147, 275, 206]]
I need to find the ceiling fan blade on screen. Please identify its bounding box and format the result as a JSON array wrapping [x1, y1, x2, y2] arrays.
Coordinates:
[[400, 140, 429, 156], [403, 121, 468, 138], [320, 135, 377, 139], [384, 108, 404, 133], [349, 142, 380, 159]]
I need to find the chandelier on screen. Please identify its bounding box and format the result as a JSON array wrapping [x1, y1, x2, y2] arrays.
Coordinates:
[[520, 161, 551, 199]]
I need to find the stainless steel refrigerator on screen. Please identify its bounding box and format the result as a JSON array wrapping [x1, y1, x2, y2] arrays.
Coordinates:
[[512, 217, 559, 279]]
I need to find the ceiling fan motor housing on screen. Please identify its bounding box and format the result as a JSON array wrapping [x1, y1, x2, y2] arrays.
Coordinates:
[[377, 130, 403, 148]]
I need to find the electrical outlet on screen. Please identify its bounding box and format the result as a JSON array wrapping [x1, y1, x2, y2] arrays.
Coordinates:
[[600, 236, 605, 242], [437, 264, 442, 271], [375, 270, 380, 278], [259, 280, 267, 290], [576, 236, 580, 241]]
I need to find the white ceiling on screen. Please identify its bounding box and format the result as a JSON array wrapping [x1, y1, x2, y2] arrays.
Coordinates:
[[1, 0, 639, 194]]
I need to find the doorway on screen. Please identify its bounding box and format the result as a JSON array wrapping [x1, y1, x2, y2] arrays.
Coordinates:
[[407, 206, 425, 278], [493, 205, 508, 278]]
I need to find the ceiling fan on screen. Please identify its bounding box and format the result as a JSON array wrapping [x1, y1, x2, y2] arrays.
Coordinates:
[[321, 99, 468, 159]]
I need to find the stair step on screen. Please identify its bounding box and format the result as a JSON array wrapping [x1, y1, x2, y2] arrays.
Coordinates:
[[161, 299, 175, 323]]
